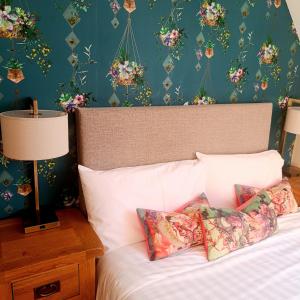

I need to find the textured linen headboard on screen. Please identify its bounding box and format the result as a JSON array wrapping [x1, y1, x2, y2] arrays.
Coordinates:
[[76, 103, 272, 214], [76, 103, 272, 170]]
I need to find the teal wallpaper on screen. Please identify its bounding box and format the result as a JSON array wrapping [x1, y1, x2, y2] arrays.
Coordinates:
[[0, 0, 299, 218]]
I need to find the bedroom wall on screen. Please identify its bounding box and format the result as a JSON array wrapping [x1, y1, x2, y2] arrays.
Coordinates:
[[0, 0, 299, 219]]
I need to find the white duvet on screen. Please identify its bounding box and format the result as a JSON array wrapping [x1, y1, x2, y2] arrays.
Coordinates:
[[96, 210, 300, 300]]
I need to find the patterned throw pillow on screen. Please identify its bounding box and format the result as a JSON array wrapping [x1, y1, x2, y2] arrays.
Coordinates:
[[137, 194, 209, 261], [200, 191, 277, 261], [235, 178, 298, 216]]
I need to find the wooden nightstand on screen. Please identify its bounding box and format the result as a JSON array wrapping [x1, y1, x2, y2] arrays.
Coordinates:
[[289, 177, 300, 206], [0, 208, 104, 300]]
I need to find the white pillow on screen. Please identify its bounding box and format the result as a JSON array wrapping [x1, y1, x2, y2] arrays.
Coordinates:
[[78, 160, 206, 251], [196, 150, 283, 208]]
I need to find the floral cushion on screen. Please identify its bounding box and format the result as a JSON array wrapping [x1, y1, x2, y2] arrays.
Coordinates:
[[200, 191, 277, 261], [137, 194, 209, 261], [235, 178, 298, 216]]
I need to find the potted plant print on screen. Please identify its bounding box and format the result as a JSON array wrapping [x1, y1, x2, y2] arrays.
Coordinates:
[[16, 176, 32, 197], [4, 58, 24, 84], [159, 26, 184, 48], [227, 65, 247, 85], [158, 25, 186, 61], [260, 76, 269, 90], [57, 93, 90, 113], [0, 4, 52, 74], [56, 45, 97, 113], [0, 5, 35, 39], [205, 41, 215, 58], [108, 48, 144, 88], [258, 39, 279, 65], [199, 0, 225, 27], [192, 88, 216, 105], [274, 0, 281, 9], [278, 95, 289, 110]]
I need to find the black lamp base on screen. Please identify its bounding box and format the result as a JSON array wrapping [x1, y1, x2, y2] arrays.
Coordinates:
[[23, 206, 60, 234]]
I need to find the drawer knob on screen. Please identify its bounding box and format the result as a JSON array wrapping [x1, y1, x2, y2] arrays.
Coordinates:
[[34, 280, 60, 298]]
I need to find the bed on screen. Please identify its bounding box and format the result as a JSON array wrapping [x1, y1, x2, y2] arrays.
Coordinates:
[[76, 103, 300, 300]]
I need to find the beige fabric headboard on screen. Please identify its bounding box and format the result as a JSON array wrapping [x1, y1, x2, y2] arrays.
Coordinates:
[[76, 103, 272, 170], [76, 103, 272, 214]]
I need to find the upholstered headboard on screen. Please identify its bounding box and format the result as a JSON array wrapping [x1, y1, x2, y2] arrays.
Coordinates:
[[76, 103, 272, 213], [76, 103, 272, 170]]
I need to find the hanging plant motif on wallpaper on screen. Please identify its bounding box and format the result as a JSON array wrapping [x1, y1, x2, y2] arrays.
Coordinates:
[[0, 2, 52, 77], [108, 49, 144, 88], [192, 38, 216, 104], [190, 87, 216, 105], [157, 7, 186, 61], [228, 0, 254, 102], [57, 45, 97, 113], [107, 0, 152, 107], [204, 40, 214, 59], [156, 0, 190, 104], [198, 0, 230, 51], [193, 1, 229, 103], [4, 58, 24, 84], [227, 63, 248, 92], [148, 0, 191, 104], [55, 0, 91, 15], [56, 0, 97, 114], [108, 0, 121, 29], [257, 38, 281, 82], [16, 176, 32, 197]]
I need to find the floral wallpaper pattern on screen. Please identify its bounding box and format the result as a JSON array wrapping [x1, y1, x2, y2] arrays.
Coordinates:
[[0, 0, 299, 219]]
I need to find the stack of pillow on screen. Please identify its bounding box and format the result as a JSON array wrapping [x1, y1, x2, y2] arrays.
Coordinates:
[[78, 150, 298, 262]]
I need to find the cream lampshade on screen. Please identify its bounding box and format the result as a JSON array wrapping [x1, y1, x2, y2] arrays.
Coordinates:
[[281, 106, 300, 177], [284, 107, 300, 135], [1, 110, 68, 160], [0, 100, 69, 233]]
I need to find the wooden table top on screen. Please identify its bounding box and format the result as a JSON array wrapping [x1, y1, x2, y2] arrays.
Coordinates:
[[0, 208, 104, 273]]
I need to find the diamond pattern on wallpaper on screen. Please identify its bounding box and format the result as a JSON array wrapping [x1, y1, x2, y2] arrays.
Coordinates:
[[256, 70, 262, 81], [63, 4, 81, 28], [163, 93, 171, 104], [239, 22, 247, 34], [108, 92, 120, 106], [4, 204, 13, 214], [230, 91, 238, 103], [288, 58, 294, 68], [163, 55, 175, 74], [195, 63, 201, 72], [163, 77, 173, 91], [290, 42, 298, 55], [68, 53, 79, 66], [65, 32, 80, 49], [0, 170, 14, 187], [0, 190, 13, 201], [196, 32, 205, 46], [111, 17, 119, 29]]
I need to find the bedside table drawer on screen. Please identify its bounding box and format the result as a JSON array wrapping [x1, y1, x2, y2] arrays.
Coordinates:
[[12, 264, 80, 300]]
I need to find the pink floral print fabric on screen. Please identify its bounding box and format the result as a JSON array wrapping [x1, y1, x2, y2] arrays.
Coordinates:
[[137, 194, 209, 261], [200, 191, 277, 261], [235, 178, 298, 216]]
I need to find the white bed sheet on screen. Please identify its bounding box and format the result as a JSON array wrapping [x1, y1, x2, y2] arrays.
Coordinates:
[[96, 210, 300, 300]]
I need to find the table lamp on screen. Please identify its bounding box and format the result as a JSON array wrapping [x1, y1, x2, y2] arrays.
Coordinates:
[[281, 105, 300, 177], [0, 99, 69, 233]]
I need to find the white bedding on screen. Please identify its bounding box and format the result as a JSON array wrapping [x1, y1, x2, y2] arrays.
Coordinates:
[[96, 210, 300, 300]]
